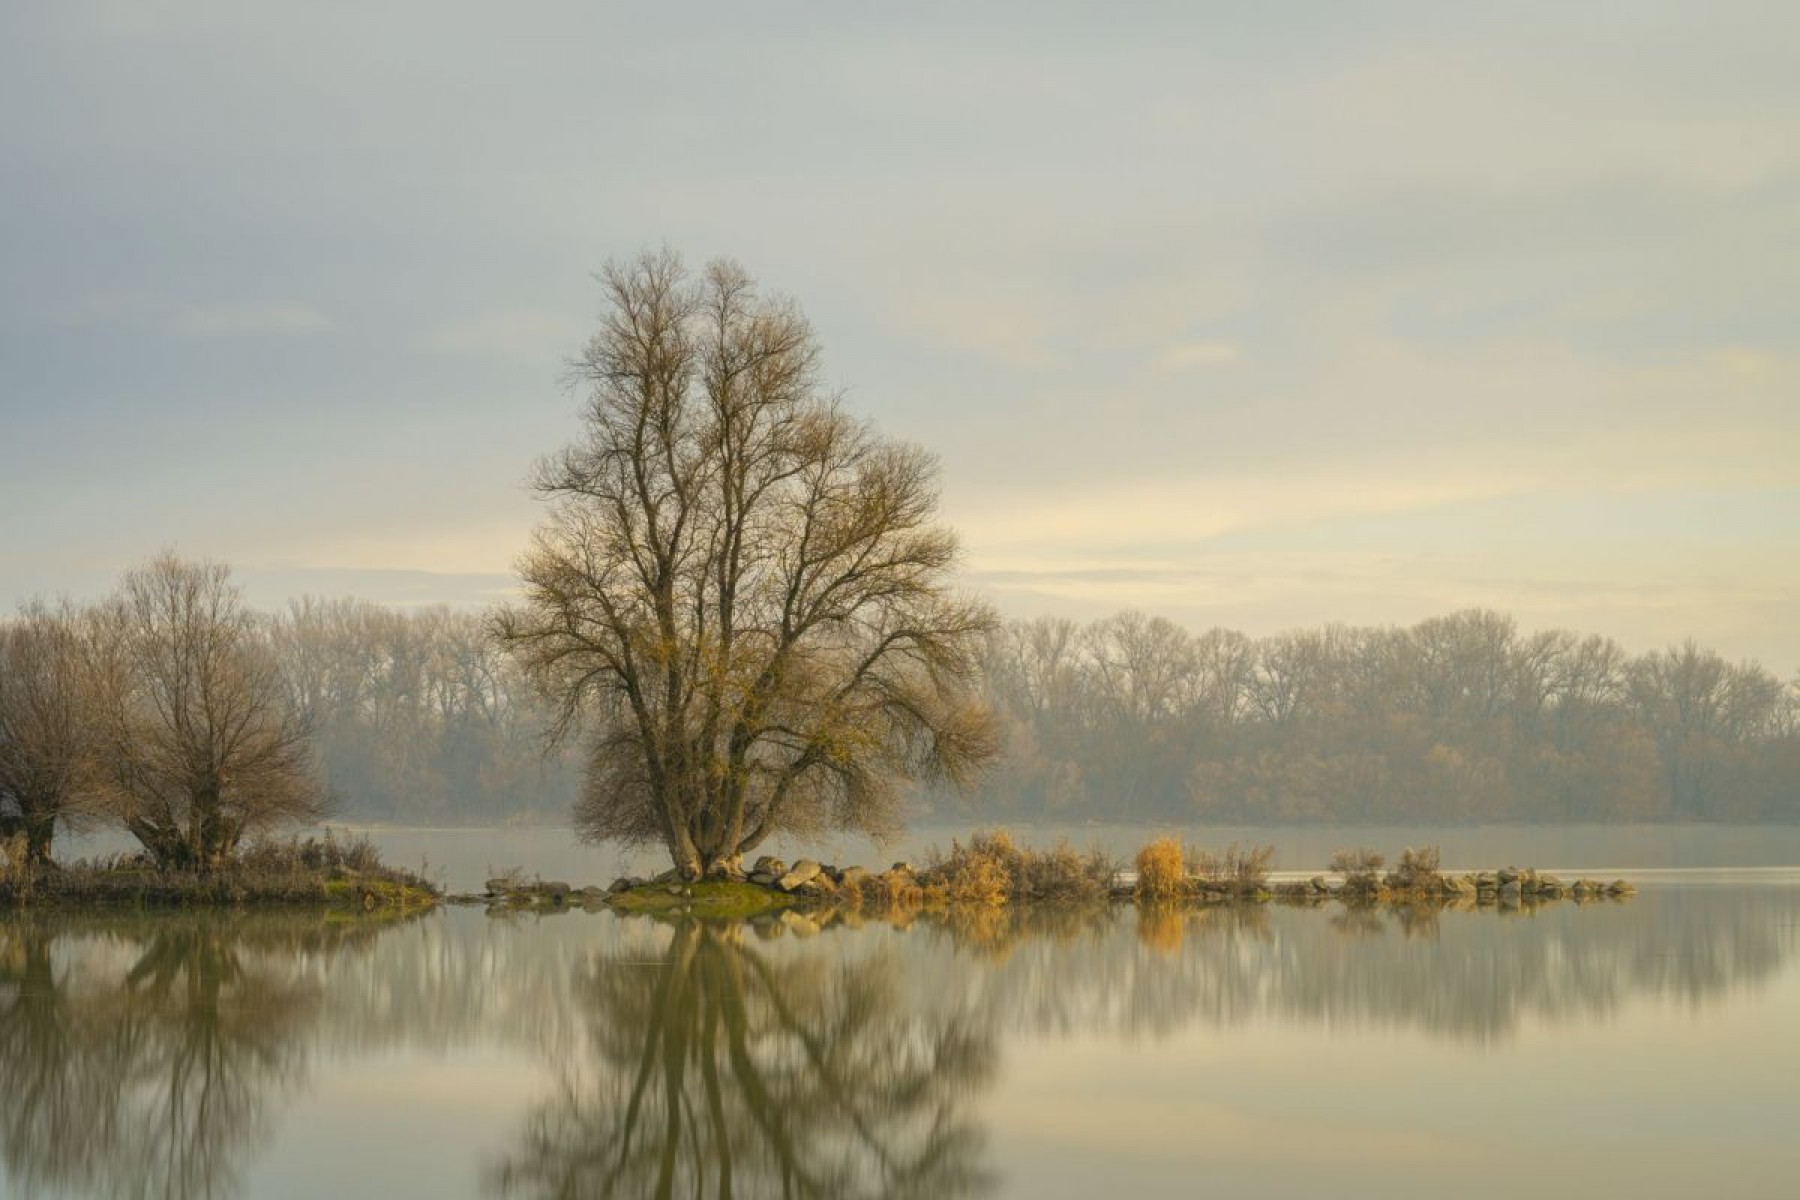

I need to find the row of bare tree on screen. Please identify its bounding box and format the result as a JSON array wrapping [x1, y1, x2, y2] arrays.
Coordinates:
[[975, 609, 1800, 823], [1, 559, 585, 868], [0, 554, 323, 869], [10, 565, 1797, 858]]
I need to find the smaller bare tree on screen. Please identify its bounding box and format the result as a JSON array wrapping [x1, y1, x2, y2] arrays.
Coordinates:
[[0, 600, 100, 864], [85, 554, 326, 869]]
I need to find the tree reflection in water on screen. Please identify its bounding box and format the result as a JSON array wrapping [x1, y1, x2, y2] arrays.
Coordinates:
[[491, 919, 998, 1200], [0, 914, 392, 1200]]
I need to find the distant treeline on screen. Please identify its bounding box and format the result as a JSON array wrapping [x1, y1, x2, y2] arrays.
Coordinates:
[[268, 598, 579, 823], [968, 610, 1800, 824], [10, 583, 1795, 833]]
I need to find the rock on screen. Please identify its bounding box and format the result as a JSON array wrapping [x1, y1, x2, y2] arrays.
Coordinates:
[[536, 881, 571, 896], [1497, 866, 1521, 885], [579, 886, 606, 899], [752, 856, 786, 877], [1607, 879, 1635, 895], [1310, 875, 1330, 893], [607, 877, 639, 893], [1475, 872, 1498, 888], [749, 871, 777, 887], [839, 866, 869, 887], [777, 860, 823, 891], [1499, 881, 1522, 900], [890, 861, 914, 875]]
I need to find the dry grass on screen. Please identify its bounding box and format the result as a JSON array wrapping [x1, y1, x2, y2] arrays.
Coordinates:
[[0, 831, 438, 910], [1186, 841, 1275, 889], [1392, 845, 1443, 890], [1330, 847, 1386, 892], [1134, 837, 1188, 902], [919, 829, 1118, 906]]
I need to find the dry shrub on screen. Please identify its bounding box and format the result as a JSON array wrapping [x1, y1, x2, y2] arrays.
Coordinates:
[[1393, 845, 1442, 890], [1019, 840, 1117, 902], [846, 868, 923, 912], [922, 829, 1118, 906], [927, 831, 1015, 907], [1134, 837, 1188, 902], [1330, 847, 1386, 892], [1186, 841, 1274, 889]]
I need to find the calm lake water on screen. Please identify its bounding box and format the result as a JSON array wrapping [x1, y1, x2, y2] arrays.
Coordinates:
[[8, 826, 1800, 1199]]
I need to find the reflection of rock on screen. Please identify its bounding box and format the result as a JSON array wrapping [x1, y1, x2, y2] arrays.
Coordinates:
[[490, 920, 997, 1200]]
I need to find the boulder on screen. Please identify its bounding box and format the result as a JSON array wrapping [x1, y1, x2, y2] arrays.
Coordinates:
[[607, 876, 640, 893], [752, 856, 786, 877], [1497, 866, 1522, 885], [1309, 876, 1331, 893], [839, 866, 870, 888], [484, 878, 516, 895], [749, 871, 777, 887], [537, 881, 572, 897], [777, 860, 823, 891], [1607, 879, 1636, 896]]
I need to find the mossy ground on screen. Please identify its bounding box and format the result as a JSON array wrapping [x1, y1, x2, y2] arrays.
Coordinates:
[[2, 868, 440, 912], [609, 880, 798, 919]]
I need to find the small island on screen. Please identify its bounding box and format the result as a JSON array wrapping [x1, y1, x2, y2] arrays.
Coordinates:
[[463, 832, 1634, 924]]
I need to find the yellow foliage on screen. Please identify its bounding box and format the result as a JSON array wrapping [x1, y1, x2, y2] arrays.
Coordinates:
[[1134, 836, 1187, 902]]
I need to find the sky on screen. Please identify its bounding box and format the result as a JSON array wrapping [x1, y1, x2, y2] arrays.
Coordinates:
[[2, 1, 1796, 670]]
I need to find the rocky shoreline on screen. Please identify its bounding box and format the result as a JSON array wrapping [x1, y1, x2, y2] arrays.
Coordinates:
[[455, 855, 1636, 918]]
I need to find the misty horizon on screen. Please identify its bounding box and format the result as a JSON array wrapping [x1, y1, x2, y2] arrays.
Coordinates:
[[4, 2, 1796, 672]]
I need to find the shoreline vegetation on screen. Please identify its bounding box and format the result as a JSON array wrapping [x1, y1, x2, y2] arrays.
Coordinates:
[[0, 832, 440, 912], [466, 831, 1636, 922]]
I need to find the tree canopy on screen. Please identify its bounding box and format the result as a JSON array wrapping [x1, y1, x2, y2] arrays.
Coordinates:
[[498, 251, 996, 878]]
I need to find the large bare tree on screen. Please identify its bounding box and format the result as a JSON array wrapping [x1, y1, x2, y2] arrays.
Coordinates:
[[85, 554, 326, 869], [0, 601, 98, 865], [498, 251, 996, 879]]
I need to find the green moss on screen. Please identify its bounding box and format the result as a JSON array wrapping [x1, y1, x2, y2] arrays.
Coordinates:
[[609, 881, 796, 919], [322, 878, 439, 912]]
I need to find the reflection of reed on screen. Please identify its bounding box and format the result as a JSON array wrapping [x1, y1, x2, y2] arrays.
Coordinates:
[[910, 888, 1800, 1045], [491, 920, 998, 1200]]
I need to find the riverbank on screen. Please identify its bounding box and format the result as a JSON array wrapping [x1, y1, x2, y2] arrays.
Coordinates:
[[0, 835, 441, 912]]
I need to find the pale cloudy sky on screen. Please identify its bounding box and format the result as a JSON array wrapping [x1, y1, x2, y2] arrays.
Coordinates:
[[2, 2, 1796, 668]]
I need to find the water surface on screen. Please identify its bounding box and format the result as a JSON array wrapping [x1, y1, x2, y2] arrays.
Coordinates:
[[4, 870, 1799, 1198]]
